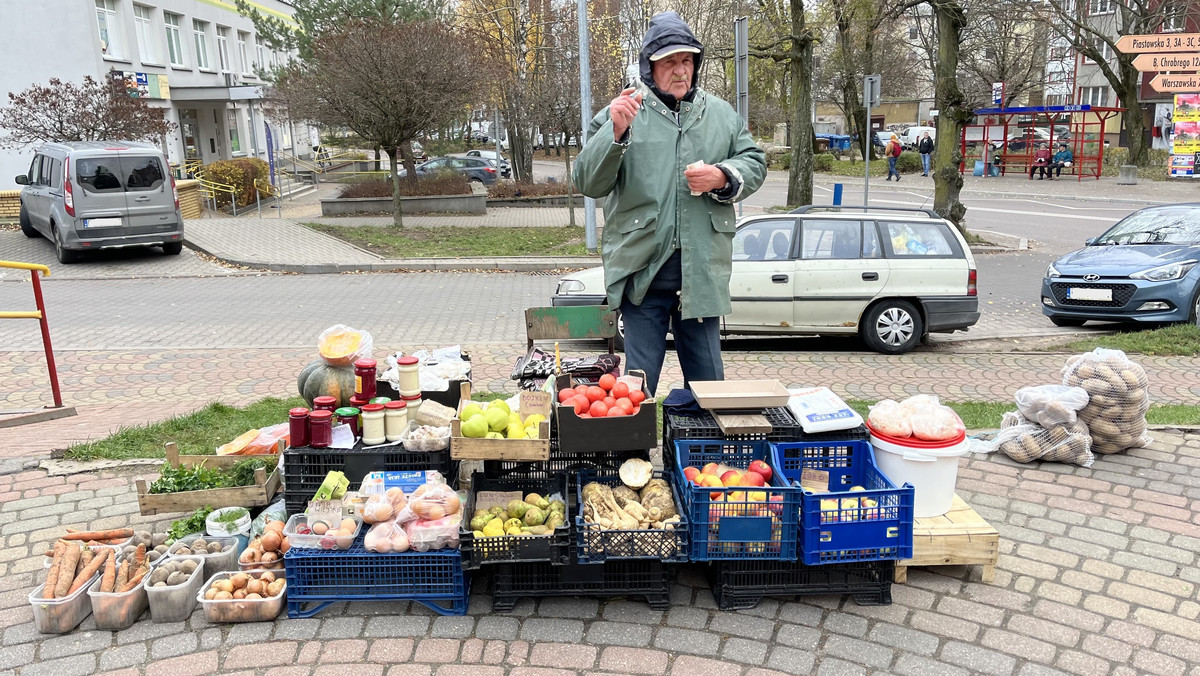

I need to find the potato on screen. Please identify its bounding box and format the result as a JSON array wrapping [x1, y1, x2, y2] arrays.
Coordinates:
[[267, 579, 285, 597], [153, 581, 167, 587], [207, 542, 224, 554], [152, 533, 168, 548], [259, 571, 276, 584], [166, 571, 186, 586], [175, 546, 193, 556], [1090, 419, 1121, 438], [123, 545, 136, 558], [153, 544, 169, 554], [181, 559, 198, 575], [215, 590, 233, 600], [147, 551, 161, 562], [1120, 369, 1145, 389], [191, 539, 207, 550], [150, 568, 170, 585], [231, 573, 250, 589]]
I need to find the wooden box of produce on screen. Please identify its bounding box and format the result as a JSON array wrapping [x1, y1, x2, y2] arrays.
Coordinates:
[[136, 442, 282, 516], [450, 384, 551, 461]]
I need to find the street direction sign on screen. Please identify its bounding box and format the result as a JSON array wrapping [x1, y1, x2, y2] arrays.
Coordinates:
[[1116, 33, 1200, 53], [1149, 73, 1200, 92], [1133, 52, 1200, 71]]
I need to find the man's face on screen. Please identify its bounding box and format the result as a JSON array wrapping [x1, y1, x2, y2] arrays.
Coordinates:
[[652, 52, 694, 99]]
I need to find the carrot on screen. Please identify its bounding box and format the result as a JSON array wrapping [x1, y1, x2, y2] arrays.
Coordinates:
[[54, 543, 81, 597], [61, 529, 133, 541], [120, 564, 149, 592], [101, 552, 117, 592], [134, 543, 146, 569], [43, 541, 66, 600], [67, 548, 109, 595], [79, 547, 94, 577], [115, 560, 129, 591]]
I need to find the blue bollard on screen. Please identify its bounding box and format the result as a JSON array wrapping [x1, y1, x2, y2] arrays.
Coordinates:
[[833, 183, 843, 205]]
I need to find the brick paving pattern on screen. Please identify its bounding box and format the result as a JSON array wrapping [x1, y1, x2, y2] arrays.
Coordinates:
[[0, 429, 1198, 675]]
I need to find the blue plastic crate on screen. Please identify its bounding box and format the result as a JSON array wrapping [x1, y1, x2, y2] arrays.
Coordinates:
[[284, 535, 469, 617], [673, 439, 801, 562], [575, 469, 689, 564], [771, 440, 914, 565]]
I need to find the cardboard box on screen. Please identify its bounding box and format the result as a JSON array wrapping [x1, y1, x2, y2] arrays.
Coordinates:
[[690, 379, 790, 410], [554, 369, 657, 453], [450, 383, 551, 461]]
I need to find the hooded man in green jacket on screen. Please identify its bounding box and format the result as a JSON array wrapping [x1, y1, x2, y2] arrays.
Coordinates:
[[572, 11, 767, 396]]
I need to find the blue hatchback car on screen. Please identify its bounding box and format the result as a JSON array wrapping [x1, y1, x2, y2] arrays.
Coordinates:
[[1041, 205, 1200, 327]]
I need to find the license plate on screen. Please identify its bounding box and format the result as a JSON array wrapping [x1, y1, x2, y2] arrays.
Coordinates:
[[1067, 287, 1112, 302], [83, 217, 122, 228]]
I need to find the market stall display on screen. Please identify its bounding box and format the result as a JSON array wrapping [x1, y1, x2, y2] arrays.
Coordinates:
[[554, 371, 657, 453], [459, 472, 571, 568], [866, 395, 969, 518], [576, 466, 687, 563], [451, 387, 552, 461], [136, 454, 281, 516]]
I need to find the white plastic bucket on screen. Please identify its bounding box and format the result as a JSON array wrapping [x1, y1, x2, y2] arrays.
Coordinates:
[[869, 433, 970, 518]]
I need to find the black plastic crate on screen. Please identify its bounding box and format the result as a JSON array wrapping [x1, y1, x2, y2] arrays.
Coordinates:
[[663, 407, 868, 470], [709, 558, 894, 611], [490, 557, 671, 612], [376, 353, 471, 411], [459, 472, 572, 570], [575, 469, 688, 564], [283, 443, 456, 515], [483, 437, 648, 480]]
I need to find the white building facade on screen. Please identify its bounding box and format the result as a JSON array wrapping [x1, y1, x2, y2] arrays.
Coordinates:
[[0, 0, 311, 190]]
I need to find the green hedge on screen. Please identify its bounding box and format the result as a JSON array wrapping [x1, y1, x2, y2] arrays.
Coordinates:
[[813, 154, 834, 171], [896, 150, 922, 173], [203, 158, 269, 208]]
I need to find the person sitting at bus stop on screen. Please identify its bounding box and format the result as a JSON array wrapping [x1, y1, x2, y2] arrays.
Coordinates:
[[1052, 143, 1074, 178], [1030, 144, 1052, 180]]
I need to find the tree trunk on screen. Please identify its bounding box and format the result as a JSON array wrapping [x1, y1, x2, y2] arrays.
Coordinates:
[[1117, 57, 1149, 166], [400, 141, 419, 189], [385, 146, 404, 228], [373, 145, 382, 173], [564, 141, 575, 226], [931, 0, 968, 233], [786, 0, 814, 207]]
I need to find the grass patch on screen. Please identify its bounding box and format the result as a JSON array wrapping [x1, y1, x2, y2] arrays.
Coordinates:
[[1056, 324, 1200, 357], [66, 397, 304, 461], [306, 223, 594, 257]]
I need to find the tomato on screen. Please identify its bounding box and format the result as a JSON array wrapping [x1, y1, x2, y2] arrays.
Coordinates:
[[611, 382, 630, 399], [598, 374, 616, 390], [628, 390, 646, 405]]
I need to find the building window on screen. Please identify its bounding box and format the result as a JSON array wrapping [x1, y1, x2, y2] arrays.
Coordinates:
[[1050, 46, 1068, 60], [1164, 2, 1186, 31], [1080, 86, 1108, 106], [217, 26, 231, 72], [193, 20, 211, 70], [133, 5, 157, 63], [95, 0, 125, 59], [908, 26, 918, 40], [1089, 0, 1114, 15], [165, 12, 185, 67], [228, 109, 242, 153], [237, 31, 251, 75], [255, 36, 266, 70], [1084, 40, 1113, 63]]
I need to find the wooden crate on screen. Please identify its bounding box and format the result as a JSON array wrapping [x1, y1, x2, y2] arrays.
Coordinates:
[[136, 442, 282, 516], [450, 384, 551, 461], [894, 493, 999, 583]]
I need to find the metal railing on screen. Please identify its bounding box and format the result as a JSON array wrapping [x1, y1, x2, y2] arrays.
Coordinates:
[[253, 177, 282, 218], [0, 261, 64, 408], [198, 175, 238, 215]]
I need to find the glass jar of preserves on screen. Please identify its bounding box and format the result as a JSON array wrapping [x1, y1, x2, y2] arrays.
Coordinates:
[[309, 410, 334, 448], [288, 407, 311, 448], [384, 400, 408, 442], [401, 393, 422, 419], [335, 407, 361, 439], [361, 403, 386, 445], [354, 358, 378, 400], [349, 394, 370, 410], [369, 397, 392, 406], [397, 356, 421, 396], [312, 396, 337, 415]]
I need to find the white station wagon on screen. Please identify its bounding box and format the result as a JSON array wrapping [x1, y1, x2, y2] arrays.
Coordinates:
[[551, 206, 980, 354]]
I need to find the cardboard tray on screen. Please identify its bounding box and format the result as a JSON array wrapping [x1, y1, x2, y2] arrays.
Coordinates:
[[690, 380, 791, 410], [554, 369, 657, 453]]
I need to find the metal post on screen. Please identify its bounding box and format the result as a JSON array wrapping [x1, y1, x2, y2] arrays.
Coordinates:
[[578, 0, 597, 253], [833, 183, 843, 205], [863, 75, 880, 207], [734, 16, 749, 218], [256, 185, 262, 217], [232, 193, 237, 217], [30, 271, 63, 408], [494, 108, 503, 171]]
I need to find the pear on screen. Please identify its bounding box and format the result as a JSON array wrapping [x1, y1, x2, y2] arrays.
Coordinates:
[[461, 414, 488, 438], [485, 407, 509, 432], [461, 403, 484, 420], [490, 399, 511, 415]]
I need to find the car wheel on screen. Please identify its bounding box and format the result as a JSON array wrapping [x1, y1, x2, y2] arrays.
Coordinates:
[[1050, 316, 1086, 327], [19, 205, 39, 238], [860, 299, 923, 354], [162, 242, 183, 256], [1190, 288, 1200, 327], [52, 225, 80, 264]]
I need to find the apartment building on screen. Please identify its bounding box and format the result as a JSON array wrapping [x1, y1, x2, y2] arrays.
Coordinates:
[[0, 0, 311, 189]]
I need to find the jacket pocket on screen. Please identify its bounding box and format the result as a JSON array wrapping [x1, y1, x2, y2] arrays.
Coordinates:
[[710, 211, 735, 233], [615, 209, 656, 234]]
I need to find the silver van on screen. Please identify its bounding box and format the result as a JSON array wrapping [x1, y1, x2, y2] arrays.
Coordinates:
[[16, 141, 183, 263]]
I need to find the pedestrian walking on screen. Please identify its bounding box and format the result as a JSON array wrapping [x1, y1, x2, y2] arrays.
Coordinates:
[[918, 132, 934, 176], [573, 11, 767, 396], [885, 134, 902, 181]]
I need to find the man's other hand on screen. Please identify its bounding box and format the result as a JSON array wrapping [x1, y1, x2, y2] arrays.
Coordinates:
[[610, 88, 643, 141], [684, 163, 728, 193]]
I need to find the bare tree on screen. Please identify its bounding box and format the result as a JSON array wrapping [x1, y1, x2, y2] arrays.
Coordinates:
[[959, 5, 1050, 107], [0, 75, 174, 149], [276, 18, 487, 226]]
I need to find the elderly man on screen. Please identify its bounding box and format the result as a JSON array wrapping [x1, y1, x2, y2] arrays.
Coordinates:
[[573, 11, 766, 396]]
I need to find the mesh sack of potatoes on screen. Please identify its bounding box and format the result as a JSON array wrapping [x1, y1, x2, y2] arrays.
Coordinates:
[[1061, 348, 1152, 455], [991, 419, 1094, 467]]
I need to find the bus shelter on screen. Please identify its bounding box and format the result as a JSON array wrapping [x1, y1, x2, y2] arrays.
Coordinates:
[[959, 105, 1123, 181]]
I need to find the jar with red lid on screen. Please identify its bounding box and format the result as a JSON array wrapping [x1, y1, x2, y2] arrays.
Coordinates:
[[397, 356, 420, 396], [349, 394, 370, 409], [312, 396, 337, 415], [361, 403, 387, 445], [289, 407, 311, 448], [309, 410, 334, 448], [335, 407, 361, 439], [354, 358, 378, 400], [384, 400, 408, 441]]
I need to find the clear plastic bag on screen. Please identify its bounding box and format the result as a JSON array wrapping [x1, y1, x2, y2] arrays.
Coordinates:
[[986, 421, 1094, 467], [405, 513, 462, 552], [402, 422, 450, 452], [1015, 385, 1089, 428], [398, 479, 462, 524], [362, 493, 396, 525], [867, 399, 911, 437], [217, 423, 289, 455], [251, 498, 287, 537], [363, 517, 410, 553], [909, 405, 966, 441], [1061, 348, 1152, 454], [317, 324, 374, 367]]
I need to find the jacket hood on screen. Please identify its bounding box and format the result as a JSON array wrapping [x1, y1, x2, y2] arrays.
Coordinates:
[[639, 11, 704, 108]]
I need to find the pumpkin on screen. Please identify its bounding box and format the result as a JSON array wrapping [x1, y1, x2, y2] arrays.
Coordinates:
[[297, 359, 356, 407]]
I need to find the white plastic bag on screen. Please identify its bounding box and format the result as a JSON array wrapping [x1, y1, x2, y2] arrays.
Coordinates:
[[1014, 385, 1089, 428], [317, 324, 374, 367], [867, 400, 911, 437], [909, 406, 966, 441]]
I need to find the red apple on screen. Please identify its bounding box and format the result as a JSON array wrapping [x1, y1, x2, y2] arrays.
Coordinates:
[[682, 466, 701, 484], [747, 460, 773, 483], [720, 470, 743, 487], [701, 463, 721, 476], [740, 470, 766, 487]]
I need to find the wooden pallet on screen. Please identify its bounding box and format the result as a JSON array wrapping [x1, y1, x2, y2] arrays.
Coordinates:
[[895, 494, 999, 584]]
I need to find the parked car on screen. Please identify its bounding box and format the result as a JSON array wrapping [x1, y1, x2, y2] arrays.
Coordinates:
[[992, 127, 1053, 152], [552, 206, 979, 354], [1041, 204, 1200, 327], [899, 126, 936, 150], [16, 141, 183, 264], [398, 156, 498, 184], [411, 141, 427, 161], [465, 149, 511, 178]]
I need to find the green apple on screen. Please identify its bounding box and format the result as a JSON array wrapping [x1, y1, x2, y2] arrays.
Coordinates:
[[490, 399, 511, 415], [461, 414, 488, 438], [485, 407, 509, 432], [485, 431, 505, 439], [461, 403, 483, 420]]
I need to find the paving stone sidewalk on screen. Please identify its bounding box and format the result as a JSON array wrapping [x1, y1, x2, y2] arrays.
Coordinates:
[[2, 429, 1199, 676]]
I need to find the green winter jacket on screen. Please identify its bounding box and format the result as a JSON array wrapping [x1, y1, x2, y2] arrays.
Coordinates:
[[572, 83, 767, 320]]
